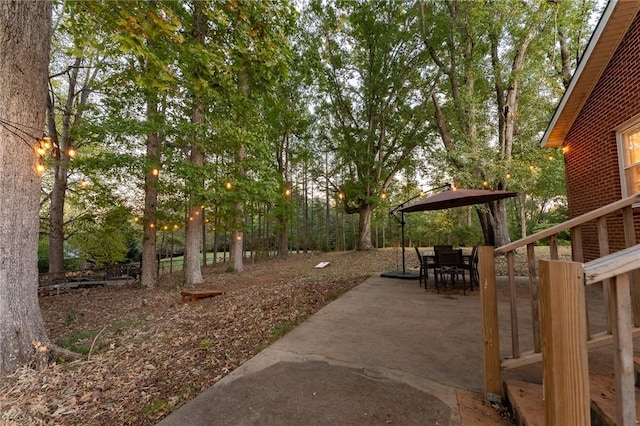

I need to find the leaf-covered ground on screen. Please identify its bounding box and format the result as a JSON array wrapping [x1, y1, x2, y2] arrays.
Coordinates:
[[0, 246, 568, 425]]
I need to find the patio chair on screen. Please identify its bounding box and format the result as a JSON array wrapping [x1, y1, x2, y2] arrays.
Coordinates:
[[433, 245, 453, 252], [414, 247, 428, 288], [435, 249, 467, 294], [460, 246, 478, 291]]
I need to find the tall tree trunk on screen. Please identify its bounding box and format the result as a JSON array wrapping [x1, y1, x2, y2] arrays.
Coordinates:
[[183, 0, 206, 286], [277, 215, 288, 258], [490, 200, 511, 248], [140, 98, 160, 288], [0, 0, 52, 377], [47, 57, 83, 274], [357, 204, 374, 250], [184, 204, 204, 285], [229, 68, 249, 271]]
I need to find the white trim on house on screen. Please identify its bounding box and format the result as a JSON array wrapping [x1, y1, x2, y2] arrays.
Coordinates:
[[616, 118, 640, 201]]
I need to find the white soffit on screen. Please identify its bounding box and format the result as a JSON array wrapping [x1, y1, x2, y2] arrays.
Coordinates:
[[541, 0, 640, 148]]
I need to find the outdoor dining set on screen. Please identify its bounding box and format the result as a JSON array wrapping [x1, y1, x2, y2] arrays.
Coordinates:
[[414, 245, 479, 294]]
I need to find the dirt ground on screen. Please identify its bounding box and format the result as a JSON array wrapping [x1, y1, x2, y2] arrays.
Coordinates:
[[0, 246, 568, 425]]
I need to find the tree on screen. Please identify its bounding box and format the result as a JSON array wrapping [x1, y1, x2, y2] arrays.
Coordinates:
[[45, 3, 104, 275], [0, 0, 53, 377], [182, 1, 207, 285], [419, 0, 598, 246], [306, 0, 435, 250]]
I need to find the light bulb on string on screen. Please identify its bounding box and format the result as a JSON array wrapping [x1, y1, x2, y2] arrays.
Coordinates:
[[41, 136, 51, 150], [36, 162, 45, 175], [152, 168, 159, 177], [67, 147, 76, 158]]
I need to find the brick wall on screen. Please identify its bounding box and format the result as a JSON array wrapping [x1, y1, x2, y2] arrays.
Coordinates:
[[564, 11, 640, 261]]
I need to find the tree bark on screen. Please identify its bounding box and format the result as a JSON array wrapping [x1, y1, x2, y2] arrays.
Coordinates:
[[357, 204, 375, 251], [0, 0, 53, 377], [47, 57, 83, 274], [183, 3, 206, 286], [276, 215, 289, 258], [140, 98, 160, 288], [229, 68, 250, 272]]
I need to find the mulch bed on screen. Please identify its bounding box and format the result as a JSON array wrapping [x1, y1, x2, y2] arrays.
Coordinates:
[[0, 246, 569, 425]]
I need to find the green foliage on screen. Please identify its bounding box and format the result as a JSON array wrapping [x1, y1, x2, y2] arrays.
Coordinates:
[[66, 206, 137, 267], [451, 225, 483, 248], [304, 0, 436, 247], [38, 238, 49, 273], [198, 339, 212, 349]]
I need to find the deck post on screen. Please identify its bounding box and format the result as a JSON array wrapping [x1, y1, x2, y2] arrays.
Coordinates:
[[539, 260, 590, 426], [622, 206, 640, 326], [479, 246, 501, 403]]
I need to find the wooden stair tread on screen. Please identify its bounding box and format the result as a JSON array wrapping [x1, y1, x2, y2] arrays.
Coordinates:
[[506, 375, 640, 426], [589, 374, 640, 426], [504, 380, 544, 426], [456, 389, 513, 425]]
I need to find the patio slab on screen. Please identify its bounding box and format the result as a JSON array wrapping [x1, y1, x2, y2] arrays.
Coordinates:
[[157, 274, 612, 425]]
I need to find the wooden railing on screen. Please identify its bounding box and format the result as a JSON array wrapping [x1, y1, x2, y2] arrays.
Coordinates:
[[479, 192, 640, 407]]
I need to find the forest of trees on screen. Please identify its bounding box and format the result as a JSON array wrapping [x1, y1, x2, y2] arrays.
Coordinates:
[[1, 0, 601, 376]]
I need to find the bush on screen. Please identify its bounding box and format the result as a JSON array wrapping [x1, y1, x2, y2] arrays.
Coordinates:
[[451, 225, 483, 247]]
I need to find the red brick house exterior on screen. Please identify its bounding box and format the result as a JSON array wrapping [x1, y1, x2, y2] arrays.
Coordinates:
[[541, 0, 640, 261]]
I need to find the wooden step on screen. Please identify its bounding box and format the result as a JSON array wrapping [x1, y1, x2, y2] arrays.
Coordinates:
[[505, 376, 640, 426], [504, 380, 544, 426], [590, 374, 640, 426]]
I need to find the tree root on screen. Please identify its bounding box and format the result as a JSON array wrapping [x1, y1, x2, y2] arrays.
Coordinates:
[[48, 343, 83, 362]]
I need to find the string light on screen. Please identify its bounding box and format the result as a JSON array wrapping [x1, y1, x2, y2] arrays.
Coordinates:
[[482, 180, 489, 187], [174, 224, 179, 229], [41, 136, 51, 150], [236, 235, 242, 241], [506, 172, 512, 179], [285, 188, 291, 197], [338, 192, 344, 200], [380, 192, 387, 200], [225, 181, 232, 190], [80, 179, 88, 188], [67, 146, 76, 157], [152, 168, 159, 176], [163, 225, 169, 231], [529, 165, 535, 171], [36, 162, 45, 175], [562, 146, 569, 154]]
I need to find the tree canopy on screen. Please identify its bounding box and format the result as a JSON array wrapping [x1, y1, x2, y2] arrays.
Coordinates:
[[34, 0, 602, 274]]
